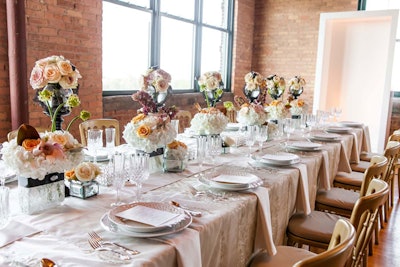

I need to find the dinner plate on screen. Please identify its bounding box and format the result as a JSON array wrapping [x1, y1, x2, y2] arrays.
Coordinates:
[[286, 141, 322, 151], [100, 211, 192, 238], [84, 149, 109, 162], [339, 121, 363, 127], [325, 126, 352, 134], [310, 133, 341, 142], [261, 152, 300, 164], [108, 202, 190, 233], [225, 123, 241, 131], [198, 170, 262, 191]]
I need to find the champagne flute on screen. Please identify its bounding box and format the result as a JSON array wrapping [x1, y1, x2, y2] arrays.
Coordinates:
[[255, 125, 268, 152], [284, 118, 295, 142], [105, 128, 116, 160], [111, 153, 126, 206], [196, 136, 208, 175], [245, 125, 256, 157], [128, 152, 150, 202]]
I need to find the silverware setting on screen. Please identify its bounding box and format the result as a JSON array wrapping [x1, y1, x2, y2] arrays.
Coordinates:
[[170, 200, 202, 217], [88, 231, 140, 256]]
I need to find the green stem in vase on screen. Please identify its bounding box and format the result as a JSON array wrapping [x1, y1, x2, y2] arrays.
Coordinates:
[[66, 116, 79, 132], [51, 102, 66, 132], [204, 91, 210, 108]]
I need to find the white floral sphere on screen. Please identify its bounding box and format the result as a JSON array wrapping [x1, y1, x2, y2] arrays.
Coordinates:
[[122, 113, 177, 153], [189, 108, 228, 135], [236, 104, 267, 126]]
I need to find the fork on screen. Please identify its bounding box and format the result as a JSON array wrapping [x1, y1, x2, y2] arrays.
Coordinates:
[[88, 237, 132, 260], [88, 231, 140, 255]]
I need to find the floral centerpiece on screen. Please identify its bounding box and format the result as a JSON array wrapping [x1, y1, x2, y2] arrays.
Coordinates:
[[243, 71, 267, 103], [266, 74, 286, 100], [264, 100, 289, 121], [189, 104, 229, 135], [287, 76, 306, 99], [30, 55, 90, 131], [139, 66, 172, 107], [163, 140, 188, 172], [65, 162, 101, 198], [198, 71, 224, 108], [236, 103, 268, 126]]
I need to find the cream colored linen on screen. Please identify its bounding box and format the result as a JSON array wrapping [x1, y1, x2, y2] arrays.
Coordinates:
[[361, 125, 371, 152], [0, 220, 40, 248], [291, 163, 311, 215], [350, 131, 360, 164], [339, 141, 352, 173], [318, 150, 331, 190]]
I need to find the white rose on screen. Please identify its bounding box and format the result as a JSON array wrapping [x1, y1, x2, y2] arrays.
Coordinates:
[[75, 162, 98, 182]]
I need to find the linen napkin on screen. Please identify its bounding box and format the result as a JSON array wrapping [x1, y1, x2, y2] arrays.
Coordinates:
[[152, 228, 202, 267], [0, 220, 41, 248], [291, 163, 312, 215], [318, 150, 331, 190], [349, 132, 360, 164], [361, 125, 371, 153], [250, 187, 277, 256], [338, 141, 352, 173]]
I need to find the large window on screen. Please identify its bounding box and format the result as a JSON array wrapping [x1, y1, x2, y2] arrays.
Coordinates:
[[364, 0, 400, 91], [102, 0, 234, 95]]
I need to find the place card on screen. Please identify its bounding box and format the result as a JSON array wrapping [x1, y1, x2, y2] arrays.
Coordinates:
[[116, 205, 180, 227]]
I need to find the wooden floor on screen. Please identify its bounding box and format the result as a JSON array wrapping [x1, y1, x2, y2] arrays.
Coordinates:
[[368, 178, 400, 266]]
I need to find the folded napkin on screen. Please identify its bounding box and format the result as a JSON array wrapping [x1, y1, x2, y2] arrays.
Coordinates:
[[291, 163, 312, 215], [250, 187, 277, 256], [152, 228, 202, 267], [349, 132, 360, 164], [338, 141, 352, 173], [361, 125, 371, 153], [318, 150, 331, 190], [0, 220, 41, 248]]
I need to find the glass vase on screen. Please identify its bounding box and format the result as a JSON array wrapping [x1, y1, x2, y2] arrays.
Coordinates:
[[18, 172, 65, 215], [67, 180, 99, 199], [163, 158, 185, 173]]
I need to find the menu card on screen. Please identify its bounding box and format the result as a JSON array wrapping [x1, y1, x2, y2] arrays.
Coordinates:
[[116, 205, 180, 227]]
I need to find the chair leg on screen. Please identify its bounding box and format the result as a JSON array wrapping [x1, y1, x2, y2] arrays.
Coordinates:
[[391, 178, 394, 206], [384, 200, 389, 223]]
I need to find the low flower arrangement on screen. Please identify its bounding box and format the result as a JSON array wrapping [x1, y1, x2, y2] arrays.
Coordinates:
[[288, 99, 306, 116], [65, 162, 101, 182], [164, 140, 188, 161], [1, 124, 84, 179], [236, 103, 268, 126], [198, 71, 224, 108], [264, 100, 289, 120], [189, 104, 229, 135]]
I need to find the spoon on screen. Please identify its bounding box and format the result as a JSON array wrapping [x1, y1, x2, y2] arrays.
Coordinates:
[[41, 258, 57, 267], [170, 201, 202, 217]]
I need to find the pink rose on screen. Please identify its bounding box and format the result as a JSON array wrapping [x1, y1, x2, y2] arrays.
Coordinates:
[[154, 78, 169, 92], [57, 60, 73, 75], [44, 64, 62, 83], [30, 66, 47, 89]]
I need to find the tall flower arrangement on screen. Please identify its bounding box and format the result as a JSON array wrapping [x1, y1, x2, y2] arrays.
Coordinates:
[[266, 74, 286, 100], [30, 55, 90, 131], [286, 76, 307, 116], [197, 71, 224, 108]]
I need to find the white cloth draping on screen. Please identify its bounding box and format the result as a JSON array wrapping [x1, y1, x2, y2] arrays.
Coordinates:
[[0, 220, 40, 248]]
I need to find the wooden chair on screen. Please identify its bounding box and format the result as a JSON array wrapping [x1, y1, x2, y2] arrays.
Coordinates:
[[174, 110, 192, 133], [79, 119, 120, 147], [287, 179, 389, 267], [247, 219, 355, 267]]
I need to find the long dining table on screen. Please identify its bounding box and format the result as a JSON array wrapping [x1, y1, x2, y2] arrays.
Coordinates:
[[0, 124, 369, 267]]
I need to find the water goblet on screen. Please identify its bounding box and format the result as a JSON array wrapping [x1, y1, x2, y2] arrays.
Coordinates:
[[245, 125, 257, 157], [255, 125, 268, 152], [128, 152, 150, 202], [111, 153, 126, 207], [87, 129, 103, 163]]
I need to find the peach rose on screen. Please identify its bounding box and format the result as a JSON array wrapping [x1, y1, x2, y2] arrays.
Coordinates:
[[22, 139, 41, 151], [136, 125, 151, 138], [132, 113, 146, 124], [49, 134, 68, 146], [44, 64, 62, 83], [205, 77, 219, 90], [298, 100, 305, 107], [57, 60, 73, 75], [30, 66, 47, 89], [65, 169, 76, 180], [154, 78, 169, 92]]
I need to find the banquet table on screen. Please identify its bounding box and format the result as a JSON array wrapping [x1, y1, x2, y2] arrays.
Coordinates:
[[0, 125, 368, 267]]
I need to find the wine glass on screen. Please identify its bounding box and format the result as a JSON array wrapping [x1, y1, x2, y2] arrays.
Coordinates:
[[111, 153, 126, 206], [196, 136, 208, 176], [245, 125, 257, 157], [255, 125, 268, 152], [128, 152, 150, 202], [305, 114, 317, 134], [284, 118, 295, 142], [87, 129, 103, 163]]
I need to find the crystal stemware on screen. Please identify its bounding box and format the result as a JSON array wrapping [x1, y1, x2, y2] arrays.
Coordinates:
[[284, 118, 295, 142], [105, 128, 116, 159], [111, 153, 126, 207], [255, 125, 268, 152], [208, 135, 221, 165], [128, 152, 150, 202], [245, 125, 257, 157], [196, 135, 208, 175], [87, 129, 103, 163], [0, 162, 11, 229]]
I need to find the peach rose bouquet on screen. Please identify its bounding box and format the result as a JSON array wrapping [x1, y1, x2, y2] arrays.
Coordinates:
[[65, 162, 101, 182], [1, 125, 83, 179]]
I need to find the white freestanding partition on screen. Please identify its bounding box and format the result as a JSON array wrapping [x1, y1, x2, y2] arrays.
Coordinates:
[[314, 10, 398, 152]]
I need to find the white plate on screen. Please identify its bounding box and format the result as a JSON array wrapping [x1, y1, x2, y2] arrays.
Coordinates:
[[225, 123, 241, 131], [310, 133, 341, 141], [261, 152, 300, 164], [340, 121, 363, 127], [100, 212, 192, 238], [108, 202, 190, 233], [286, 141, 322, 151], [198, 171, 262, 191], [84, 149, 109, 162], [325, 126, 352, 134]]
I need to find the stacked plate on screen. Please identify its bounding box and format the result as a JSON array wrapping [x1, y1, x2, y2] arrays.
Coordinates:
[[256, 152, 300, 166], [310, 132, 341, 142], [339, 121, 363, 128], [199, 171, 262, 191], [225, 123, 241, 131], [325, 126, 352, 134], [286, 141, 322, 151], [84, 149, 109, 162], [101, 202, 192, 237]]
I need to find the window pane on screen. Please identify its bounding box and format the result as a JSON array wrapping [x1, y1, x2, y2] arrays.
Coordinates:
[[161, 0, 195, 20], [203, 0, 228, 28], [393, 43, 400, 89], [200, 27, 228, 85], [117, 0, 149, 8], [160, 17, 195, 90], [103, 2, 151, 91]]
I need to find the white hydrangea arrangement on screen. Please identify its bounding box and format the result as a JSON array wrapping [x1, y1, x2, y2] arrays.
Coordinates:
[[164, 140, 188, 161], [189, 106, 228, 135], [236, 103, 267, 126], [265, 100, 289, 120]]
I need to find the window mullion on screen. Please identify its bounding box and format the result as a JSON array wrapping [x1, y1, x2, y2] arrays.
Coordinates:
[[193, 0, 202, 92], [150, 0, 161, 67]]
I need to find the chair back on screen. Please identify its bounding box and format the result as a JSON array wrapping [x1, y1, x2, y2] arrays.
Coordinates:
[[358, 155, 388, 197], [348, 179, 389, 267], [174, 110, 192, 133], [293, 219, 355, 267], [79, 119, 120, 146], [382, 140, 400, 184]]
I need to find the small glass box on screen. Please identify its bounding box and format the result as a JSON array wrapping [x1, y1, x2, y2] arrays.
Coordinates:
[[69, 180, 99, 199]]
